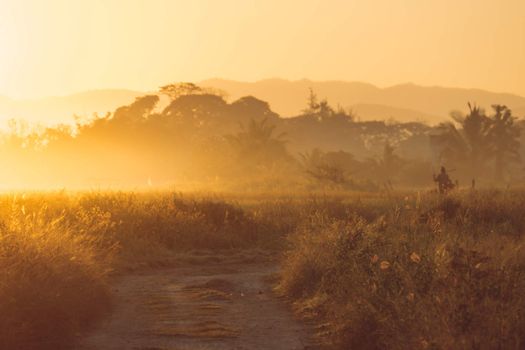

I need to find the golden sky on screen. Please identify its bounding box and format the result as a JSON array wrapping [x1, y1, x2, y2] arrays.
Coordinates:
[[0, 0, 524, 98]]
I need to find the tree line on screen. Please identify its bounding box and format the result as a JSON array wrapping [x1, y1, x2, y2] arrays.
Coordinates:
[[0, 83, 522, 190]]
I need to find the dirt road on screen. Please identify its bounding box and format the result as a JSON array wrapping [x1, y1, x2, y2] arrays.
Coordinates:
[[75, 257, 314, 350]]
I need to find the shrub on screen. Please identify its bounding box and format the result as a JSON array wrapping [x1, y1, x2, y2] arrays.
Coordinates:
[[280, 193, 525, 349]]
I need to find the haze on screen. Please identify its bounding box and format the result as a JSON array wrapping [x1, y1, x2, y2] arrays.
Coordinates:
[[1, 0, 524, 99]]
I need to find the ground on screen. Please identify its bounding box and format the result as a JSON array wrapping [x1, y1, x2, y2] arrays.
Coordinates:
[[75, 254, 315, 350]]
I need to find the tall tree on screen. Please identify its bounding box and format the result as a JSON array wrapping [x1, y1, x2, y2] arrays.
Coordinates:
[[299, 149, 348, 185], [112, 95, 160, 125], [431, 103, 491, 181], [379, 142, 404, 183], [302, 88, 319, 115], [226, 118, 289, 166], [301, 88, 335, 120], [159, 83, 205, 100], [487, 105, 521, 180], [159, 82, 224, 101]]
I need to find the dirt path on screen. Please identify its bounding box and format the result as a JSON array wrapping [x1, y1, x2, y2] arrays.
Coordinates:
[[75, 259, 315, 350]]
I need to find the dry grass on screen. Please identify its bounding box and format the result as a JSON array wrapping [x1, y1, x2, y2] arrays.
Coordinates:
[[0, 194, 115, 349], [1, 190, 524, 349], [279, 191, 525, 349], [0, 192, 268, 349]]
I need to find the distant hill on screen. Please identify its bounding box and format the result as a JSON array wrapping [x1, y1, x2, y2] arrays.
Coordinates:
[[201, 79, 525, 124], [0, 89, 142, 126], [0, 80, 524, 127], [349, 104, 440, 123]]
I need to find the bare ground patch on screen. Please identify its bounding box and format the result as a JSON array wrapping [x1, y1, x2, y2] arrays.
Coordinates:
[[75, 259, 315, 350]]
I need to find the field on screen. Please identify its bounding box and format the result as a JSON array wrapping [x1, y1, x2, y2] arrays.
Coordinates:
[[1, 190, 524, 349]]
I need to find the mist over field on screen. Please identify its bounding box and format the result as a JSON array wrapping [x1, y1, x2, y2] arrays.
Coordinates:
[[1, 81, 524, 191]]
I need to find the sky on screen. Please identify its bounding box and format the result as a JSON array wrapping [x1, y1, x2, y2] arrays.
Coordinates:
[[0, 0, 524, 98]]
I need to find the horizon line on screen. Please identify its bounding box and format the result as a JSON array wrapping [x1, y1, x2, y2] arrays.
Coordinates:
[[2, 78, 525, 101]]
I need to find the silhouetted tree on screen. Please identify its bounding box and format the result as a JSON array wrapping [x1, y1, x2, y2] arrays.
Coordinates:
[[113, 95, 159, 122], [162, 93, 227, 123], [160, 82, 224, 101], [159, 82, 205, 100], [300, 149, 349, 185], [302, 88, 319, 115], [226, 118, 289, 166], [229, 96, 279, 122], [431, 103, 491, 181], [301, 88, 335, 121], [378, 142, 404, 186], [487, 105, 521, 180]]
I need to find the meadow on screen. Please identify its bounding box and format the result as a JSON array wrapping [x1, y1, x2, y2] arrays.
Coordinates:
[[1, 190, 524, 349]]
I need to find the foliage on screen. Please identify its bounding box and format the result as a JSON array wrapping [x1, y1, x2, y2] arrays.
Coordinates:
[[487, 105, 521, 179], [2, 190, 525, 349], [432, 103, 521, 182], [0, 83, 523, 190], [226, 118, 290, 168], [279, 191, 525, 349], [300, 148, 348, 185], [0, 192, 283, 349], [159, 82, 219, 101], [301, 88, 354, 121]]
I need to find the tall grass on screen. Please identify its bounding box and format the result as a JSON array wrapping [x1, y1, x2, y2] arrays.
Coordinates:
[[0, 194, 116, 349], [279, 191, 525, 349], [0, 192, 272, 349], [1, 190, 524, 349]]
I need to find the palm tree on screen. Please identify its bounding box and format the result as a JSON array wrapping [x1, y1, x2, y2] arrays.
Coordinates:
[[486, 105, 521, 180], [431, 103, 491, 181], [227, 118, 288, 166]]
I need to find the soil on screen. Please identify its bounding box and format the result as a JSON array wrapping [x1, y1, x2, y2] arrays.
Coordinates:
[[75, 257, 316, 350]]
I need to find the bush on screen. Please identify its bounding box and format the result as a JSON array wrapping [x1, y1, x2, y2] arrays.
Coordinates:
[[2, 190, 525, 349], [279, 192, 525, 349], [0, 197, 115, 349]]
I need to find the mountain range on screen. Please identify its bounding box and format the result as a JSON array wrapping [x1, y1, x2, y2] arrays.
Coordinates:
[[201, 79, 525, 124], [1, 79, 524, 126]]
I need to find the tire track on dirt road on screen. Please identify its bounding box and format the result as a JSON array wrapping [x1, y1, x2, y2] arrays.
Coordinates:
[[76, 259, 316, 350]]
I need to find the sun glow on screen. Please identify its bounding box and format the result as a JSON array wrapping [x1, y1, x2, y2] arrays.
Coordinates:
[[0, 14, 19, 94], [0, 0, 524, 99]]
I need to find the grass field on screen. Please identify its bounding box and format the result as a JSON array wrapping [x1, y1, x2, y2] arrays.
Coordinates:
[[1, 190, 524, 349]]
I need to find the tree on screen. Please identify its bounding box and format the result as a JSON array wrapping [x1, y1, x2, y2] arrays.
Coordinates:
[[159, 82, 224, 101], [299, 148, 348, 185], [112, 95, 159, 123], [159, 82, 205, 100], [229, 96, 279, 121], [301, 88, 335, 121], [302, 88, 319, 115], [378, 142, 404, 185], [431, 103, 492, 181], [162, 93, 227, 122], [486, 105, 521, 180], [226, 118, 289, 166]]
